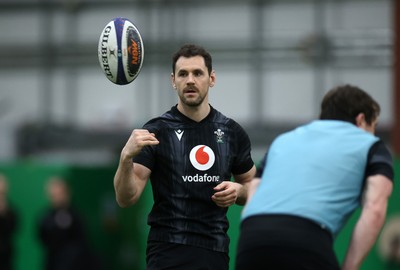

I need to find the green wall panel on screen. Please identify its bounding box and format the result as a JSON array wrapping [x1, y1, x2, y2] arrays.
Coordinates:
[[1, 158, 398, 270], [0, 162, 68, 270], [0, 162, 149, 270]]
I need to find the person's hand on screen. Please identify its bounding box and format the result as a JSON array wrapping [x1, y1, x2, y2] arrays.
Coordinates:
[[211, 181, 242, 208], [121, 129, 159, 159]]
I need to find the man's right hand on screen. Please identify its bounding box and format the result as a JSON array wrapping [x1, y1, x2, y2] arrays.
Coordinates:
[[121, 129, 159, 159]]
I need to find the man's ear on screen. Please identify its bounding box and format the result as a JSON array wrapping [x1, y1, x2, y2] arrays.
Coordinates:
[[355, 113, 365, 127], [209, 70, 216, 87], [171, 73, 176, 89]]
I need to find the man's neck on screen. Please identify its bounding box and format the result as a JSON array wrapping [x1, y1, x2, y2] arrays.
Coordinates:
[[177, 103, 210, 122]]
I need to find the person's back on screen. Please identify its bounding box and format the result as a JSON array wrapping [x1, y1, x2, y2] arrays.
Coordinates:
[[236, 84, 394, 270], [243, 119, 379, 236]]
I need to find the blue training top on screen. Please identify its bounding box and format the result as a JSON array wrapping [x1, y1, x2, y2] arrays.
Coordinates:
[[241, 120, 386, 237]]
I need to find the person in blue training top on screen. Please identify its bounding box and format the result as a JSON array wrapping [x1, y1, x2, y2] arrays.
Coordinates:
[[235, 84, 394, 270]]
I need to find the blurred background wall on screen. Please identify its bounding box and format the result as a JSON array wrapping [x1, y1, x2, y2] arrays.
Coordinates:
[[0, 0, 399, 270]]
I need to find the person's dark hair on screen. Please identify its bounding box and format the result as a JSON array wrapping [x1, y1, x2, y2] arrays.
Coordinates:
[[172, 44, 212, 75], [319, 84, 380, 125]]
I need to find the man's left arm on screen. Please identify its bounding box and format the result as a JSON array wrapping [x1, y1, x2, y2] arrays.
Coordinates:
[[212, 165, 256, 207], [342, 174, 393, 270]]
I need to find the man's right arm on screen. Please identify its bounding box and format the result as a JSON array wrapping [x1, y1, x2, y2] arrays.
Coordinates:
[[114, 156, 150, 208], [113, 129, 158, 208]]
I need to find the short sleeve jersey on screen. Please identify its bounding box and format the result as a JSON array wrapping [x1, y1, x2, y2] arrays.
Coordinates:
[[133, 105, 254, 253]]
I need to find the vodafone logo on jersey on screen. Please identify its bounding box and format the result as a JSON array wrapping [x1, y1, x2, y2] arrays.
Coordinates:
[[189, 145, 215, 171], [183, 145, 219, 183]]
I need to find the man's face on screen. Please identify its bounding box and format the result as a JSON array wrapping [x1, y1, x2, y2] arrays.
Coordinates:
[[47, 180, 69, 208], [171, 56, 215, 107]]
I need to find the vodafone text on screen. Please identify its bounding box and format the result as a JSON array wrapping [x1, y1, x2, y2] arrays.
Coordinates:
[[182, 174, 220, 183]]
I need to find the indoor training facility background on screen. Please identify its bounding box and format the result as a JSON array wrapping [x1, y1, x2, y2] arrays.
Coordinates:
[[0, 0, 399, 270]]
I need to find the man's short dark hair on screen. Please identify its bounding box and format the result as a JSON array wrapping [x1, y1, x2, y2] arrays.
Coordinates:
[[172, 44, 213, 75], [319, 84, 380, 125]]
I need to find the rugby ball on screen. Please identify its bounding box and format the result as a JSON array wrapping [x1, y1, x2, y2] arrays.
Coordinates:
[[98, 17, 144, 85]]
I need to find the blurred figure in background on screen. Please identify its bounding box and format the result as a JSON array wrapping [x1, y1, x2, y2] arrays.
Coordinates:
[[0, 174, 18, 270], [37, 176, 102, 270]]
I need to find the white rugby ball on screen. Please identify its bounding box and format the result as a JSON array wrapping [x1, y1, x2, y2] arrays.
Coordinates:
[[98, 17, 144, 85]]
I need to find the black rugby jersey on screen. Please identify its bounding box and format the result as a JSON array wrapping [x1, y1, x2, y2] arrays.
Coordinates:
[[133, 105, 254, 253]]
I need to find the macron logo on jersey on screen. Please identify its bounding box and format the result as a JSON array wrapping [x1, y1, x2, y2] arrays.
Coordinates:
[[174, 129, 184, 141]]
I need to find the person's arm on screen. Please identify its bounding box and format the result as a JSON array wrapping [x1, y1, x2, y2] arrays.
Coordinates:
[[212, 165, 256, 207], [244, 151, 267, 204], [114, 129, 158, 208], [233, 165, 257, 205], [246, 177, 261, 203], [341, 174, 393, 270]]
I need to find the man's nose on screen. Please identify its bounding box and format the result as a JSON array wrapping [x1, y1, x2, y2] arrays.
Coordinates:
[[186, 73, 195, 84]]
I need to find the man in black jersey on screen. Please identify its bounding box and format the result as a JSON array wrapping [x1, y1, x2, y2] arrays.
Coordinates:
[[114, 44, 256, 270]]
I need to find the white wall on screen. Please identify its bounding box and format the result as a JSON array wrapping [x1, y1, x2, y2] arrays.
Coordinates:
[[0, 0, 394, 161]]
